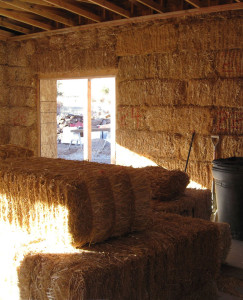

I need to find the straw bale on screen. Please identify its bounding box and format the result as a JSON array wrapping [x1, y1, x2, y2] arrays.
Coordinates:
[[7, 42, 29, 67], [37, 47, 117, 74], [117, 54, 159, 81], [9, 107, 36, 127], [0, 65, 7, 86], [118, 79, 186, 106], [117, 130, 215, 162], [0, 106, 8, 126], [156, 51, 215, 80], [179, 134, 214, 162], [116, 23, 178, 56], [212, 107, 243, 135], [219, 136, 243, 158], [187, 79, 242, 108], [143, 166, 189, 200], [0, 126, 9, 144], [0, 42, 6, 64], [18, 213, 220, 300], [0, 87, 8, 106], [41, 123, 57, 144], [6, 66, 36, 88], [0, 157, 151, 246], [41, 144, 56, 158], [116, 129, 181, 159], [40, 112, 56, 124], [118, 51, 215, 82], [83, 161, 189, 201], [178, 17, 242, 52], [151, 188, 212, 220], [9, 87, 36, 108], [117, 105, 148, 131], [146, 106, 215, 135], [9, 126, 30, 148], [40, 101, 57, 113], [0, 144, 34, 160], [216, 222, 231, 264], [215, 49, 243, 78], [157, 159, 212, 190]]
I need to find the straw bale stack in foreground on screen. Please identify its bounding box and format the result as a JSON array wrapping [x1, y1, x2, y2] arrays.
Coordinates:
[[0, 157, 151, 247], [0, 144, 34, 160], [216, 222, 231, 264], [143, 166, 190, 200], [18, 213, 221, 300], [82, 162, 189, 201], [151, 188, 212, 220]]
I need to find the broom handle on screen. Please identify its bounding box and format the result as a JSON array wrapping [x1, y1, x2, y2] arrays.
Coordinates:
[[185, 131, 195, 173]]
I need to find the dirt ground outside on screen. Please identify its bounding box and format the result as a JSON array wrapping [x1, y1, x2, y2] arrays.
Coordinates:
[[57, 139, 111, 164]]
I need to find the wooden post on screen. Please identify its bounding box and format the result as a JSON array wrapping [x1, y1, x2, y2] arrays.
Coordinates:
[[84, 78, 92, 161]]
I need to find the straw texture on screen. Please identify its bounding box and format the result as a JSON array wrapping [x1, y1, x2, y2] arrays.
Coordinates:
[[0, 144, 34, 160], [83, 162, 189, 201], [0, 157, 151, 247], [18, 213, 221, 300], [151, 188, 212, 220]]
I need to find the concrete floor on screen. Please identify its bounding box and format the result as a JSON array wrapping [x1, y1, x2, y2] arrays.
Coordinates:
[[218, 239, 243, 299]]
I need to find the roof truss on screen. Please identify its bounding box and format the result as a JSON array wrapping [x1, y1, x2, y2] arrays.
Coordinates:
[[0, 0, 241, 39]]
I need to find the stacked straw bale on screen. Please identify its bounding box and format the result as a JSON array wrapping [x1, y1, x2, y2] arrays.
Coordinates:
[[151, 188, 212, 220], [0, 144, 34, 160], [143, 166, 189, 200], [217, 222, 232, 264], [18, 213, 221, 300], [0, 157, 151, 246], [83, 162, 189, 201]]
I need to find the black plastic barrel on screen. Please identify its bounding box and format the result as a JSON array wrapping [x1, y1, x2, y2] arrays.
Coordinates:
[[212, 157, 243, 240]]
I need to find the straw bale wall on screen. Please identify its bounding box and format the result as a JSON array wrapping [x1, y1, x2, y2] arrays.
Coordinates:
[[18, 213, 221, 300], [116, 10, 242, 188], [2, 9, 242, 188], [0, 43, 9, 144]]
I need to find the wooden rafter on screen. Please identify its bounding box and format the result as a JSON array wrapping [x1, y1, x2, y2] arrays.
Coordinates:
[[0, 6, 54, 30], [0, 28, 15, 36], [19, 0, 54, 6], [89, 0, 130, 18], [185, 0, 200, 8], [42, 0, 102, 22], [0, 17, 32, 33], [3, 0, 76, 26], [135, 0, 164, 13]]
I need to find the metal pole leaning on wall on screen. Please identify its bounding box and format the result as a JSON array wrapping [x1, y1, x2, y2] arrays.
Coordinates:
[[185, 131, 195, 173]]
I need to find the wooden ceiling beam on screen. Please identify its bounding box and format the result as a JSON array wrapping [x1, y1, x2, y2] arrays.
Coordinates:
[[135, 0, 164, 13], [0, 6, 54, 30], [3, 0, 76, 26], [0, 28, 15, 36], [42, 0, 102, 22], [0, 16, 32, 33], [19, 0, 55, 6], [89, 0, 130, 18], [185, 0, 200, 8]]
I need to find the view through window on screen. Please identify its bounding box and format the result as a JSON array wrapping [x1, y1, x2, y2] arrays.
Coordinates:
[[57, 77, 115, 164]]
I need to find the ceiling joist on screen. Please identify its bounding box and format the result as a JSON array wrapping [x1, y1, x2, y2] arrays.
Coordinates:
[[185, 0, 200, 8], [0, 17, 32, 33], [135, 0, 164, 13], [42, 0, 102, 22], [4, 0, 76, 26], [0, 6, 54, 30], [0, 1, 241, 39], [89, 0, 130, 18], [0, 27, 15, 37]]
